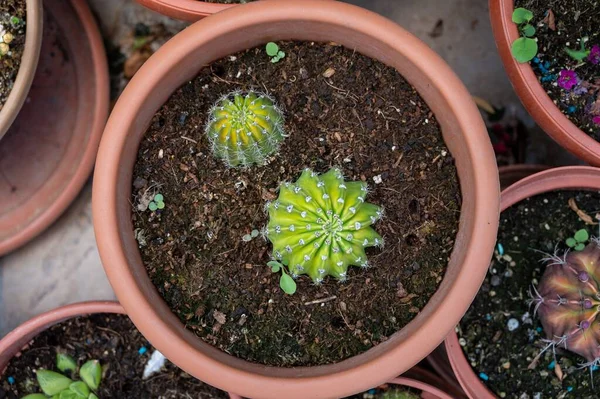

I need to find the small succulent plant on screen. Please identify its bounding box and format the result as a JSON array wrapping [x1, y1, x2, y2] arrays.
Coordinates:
[[531, 240, 600, 370], [205, 91, 286, 167], [266, 168, 383, 285], [510, 7, 538, 63], [22, 354, 102, 399]]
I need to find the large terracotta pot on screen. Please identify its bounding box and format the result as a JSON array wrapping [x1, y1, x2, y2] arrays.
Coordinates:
[[0, 0, 43, 140], [0, 301, 240, 399], [489, 0, 600, 165], [445, 166, 600, 398], [92, 1, 500, 398]]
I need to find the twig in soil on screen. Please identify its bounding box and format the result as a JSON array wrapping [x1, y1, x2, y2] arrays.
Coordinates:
[[96, 326, 124, 341], [393, 153, 404, 168], [568, 197, 598, 225], [180, 136, 197, 144], [304, 296, 337, 306], [323, 80, 359, 103]]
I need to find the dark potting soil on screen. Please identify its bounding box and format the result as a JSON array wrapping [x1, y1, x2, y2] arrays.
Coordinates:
[[515, 0, 600, 139], [131, 41, 460, 367], [0, 0, 26, 110], [459, 190, 600, 398], [0, 314, 229, 399]]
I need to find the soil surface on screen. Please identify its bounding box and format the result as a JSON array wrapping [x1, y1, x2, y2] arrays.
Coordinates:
[[0, 314, 229, 399], [344, 384, 420, 399], [515, 0, 600, 139], [132, 41, 460, 367], [459, 190, 600, 398], [0, 0, 26, 110]]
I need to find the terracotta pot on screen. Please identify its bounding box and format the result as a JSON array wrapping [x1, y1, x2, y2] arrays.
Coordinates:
[[490, 0, 600, 165], [0, 0, 109, 256], [425, 346, 466, 399], [92, 1, 499, 398], [498, 164, 549, 189], [385, 377, 453, 399], [402, 366, 466, 399], [0, 301, 240, 399], [445, 166, 600, 398], [0, 0, 43, 140]]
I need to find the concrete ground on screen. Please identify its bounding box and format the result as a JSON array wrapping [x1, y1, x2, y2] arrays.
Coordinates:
[[0, 0, 574, 336]]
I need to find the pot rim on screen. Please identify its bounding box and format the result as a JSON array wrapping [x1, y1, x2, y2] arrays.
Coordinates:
[[389, 377, 453, 399], [445, 165, 600, 398], [136, 0, 233, 22], [489, 0, 600, 166], [0, 0, 43, 141], [93, 1, 499, 398]]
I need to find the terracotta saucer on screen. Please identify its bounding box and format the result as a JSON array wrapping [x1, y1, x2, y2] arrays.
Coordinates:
[[0, 0, 108, 256]]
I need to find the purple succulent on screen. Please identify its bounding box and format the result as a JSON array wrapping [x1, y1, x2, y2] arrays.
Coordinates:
[[593, 115, 600, 126], [557, 69, 579, 90], [588, 45, 600, 65]]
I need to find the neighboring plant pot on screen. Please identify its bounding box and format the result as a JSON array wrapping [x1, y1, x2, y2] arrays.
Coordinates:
[[402, 366, 466, 399], [382, 377, 453, 399], [92, 1, 499, 398], [0, 0, 43, 140], [0, 301, 240, 399], [445, 166, 600, 398], [489, 0, 600, 166]]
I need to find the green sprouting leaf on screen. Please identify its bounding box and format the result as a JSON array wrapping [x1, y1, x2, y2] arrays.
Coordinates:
[[156, 201, 165, 210], [242, 234, 252, 242], [521, 24, 536, 37], [36, 370, 72, 395], [566, 237, 577, 248], [69, 381, 90, 398], [154, 194, 163, 202], [59, 390, 78, 399], [88, 394, 99, 399], [270, 56, 280, 64], [277, 51, 285, 59], [565, 47, 590, 61], [21, 395, 48, 399], [10, 16, 20, 25], [251, 229, 259, 238], [148, 202, 158, 211], [511, 37, 538, 63], [56, 353, 77, 373], [574, 229, 589, 243], [79, 360, 102, 390], [280, 273, 297, 295], [575, 243, 586, 251], [512, 7, 534, 24], [267, 261, 281, 273], [266, 42, 279, 57]]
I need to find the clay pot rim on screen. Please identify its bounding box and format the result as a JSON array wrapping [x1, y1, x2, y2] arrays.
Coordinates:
[[489, 0, 600, 166], [136, 0, 234, 22], [0, 0, 43, 141], [389, 377, 453, 399], [0, 0, 110, 256], [0, 301, 239, 399], [93, 1, 499, 398], [445, 165, 600, 398]]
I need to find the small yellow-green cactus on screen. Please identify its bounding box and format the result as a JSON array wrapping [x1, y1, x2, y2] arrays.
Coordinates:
[[205, 91, 286, 167], [266, 168, 383, 284]]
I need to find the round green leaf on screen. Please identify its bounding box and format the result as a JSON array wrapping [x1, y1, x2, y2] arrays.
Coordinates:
[[265, 42, 279, 56], [79, 360, 102, 391], [267, 261, 281, 273], [277, 51, 285, 59], [157, 201, 165, 210], [154, 194, 163, 202], [575, 229, 589, 243], [575, 243, 586, 251], [242, 234, 252, 242], [521, 24, 536, 37], [566, 237, 577, 247], [511, 37, 538, 63], [59, 391, 78, 399], [565, 47, 590, 61], [21, 395, 48, 399], [251, 229, 259, 238], [280, 273, 297, 295], [36, 370, 73, 395], [69, 381, 90, 398], [56, 353, 77, 373], [148, 202, 158, 211], [512, 7, 534, 24]]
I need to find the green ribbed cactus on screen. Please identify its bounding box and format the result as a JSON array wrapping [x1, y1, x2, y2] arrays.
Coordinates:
[[266, 168, 383, 284], [205, 91, 286, 167]]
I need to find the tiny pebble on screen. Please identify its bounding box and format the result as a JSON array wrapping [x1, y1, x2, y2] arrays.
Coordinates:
[[489, 291, 496, 297], [497, 243, 504, 255], [138, 346, 148, 355], [491, 275, 501, 286], [536, 327, 543, 333], [373, 175, 383, 184], [486, 314, 492, 321], [567, 387, 573, 392], [507, 318, 519, 331], [548, 360, 555, 370], [513, 236, 519, 242], [499, 393, 506, 398], [543, 199, 548, 204], [479, 372, 489, 381], [459, 338, 467, 346], [502, 362, 510, 369], [7, 376, 15, 385], [539, 370, 548, 377], [158, 149, 164, 159], [504, 269, 513, 278], [544, 223, 550, 230]]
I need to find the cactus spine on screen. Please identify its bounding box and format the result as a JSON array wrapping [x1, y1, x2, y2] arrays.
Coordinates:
[[205, 91, 285, 167], [266, 168, 383, 284]]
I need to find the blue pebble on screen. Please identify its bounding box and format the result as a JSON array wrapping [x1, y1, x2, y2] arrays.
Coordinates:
[[367, 389, 377, 395], [486, 314, 492, 321], [568, 106, 577, 114], [536, 327, 543, 332], [479, 372, 489, 381], [567, 386, 573, 392], [544, 61, 550, 69], [593, 365, 599, 371], [7, 376, 15, 385], [138, 346, 148, 355], [497, 243, 504, 255], [533, 57, 540, 63], [548, 360, 556, 370]]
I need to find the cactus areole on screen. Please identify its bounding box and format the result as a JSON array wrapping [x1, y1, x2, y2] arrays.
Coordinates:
[[266, 168, 383, 284], [533, 241, 600, 368], [205, 91, 286, 167]]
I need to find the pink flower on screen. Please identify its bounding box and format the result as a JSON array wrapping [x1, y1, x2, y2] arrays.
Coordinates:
[[593, 115, 600, 126], [557, 69, 579, 90], [589, 45, 600, 65]]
